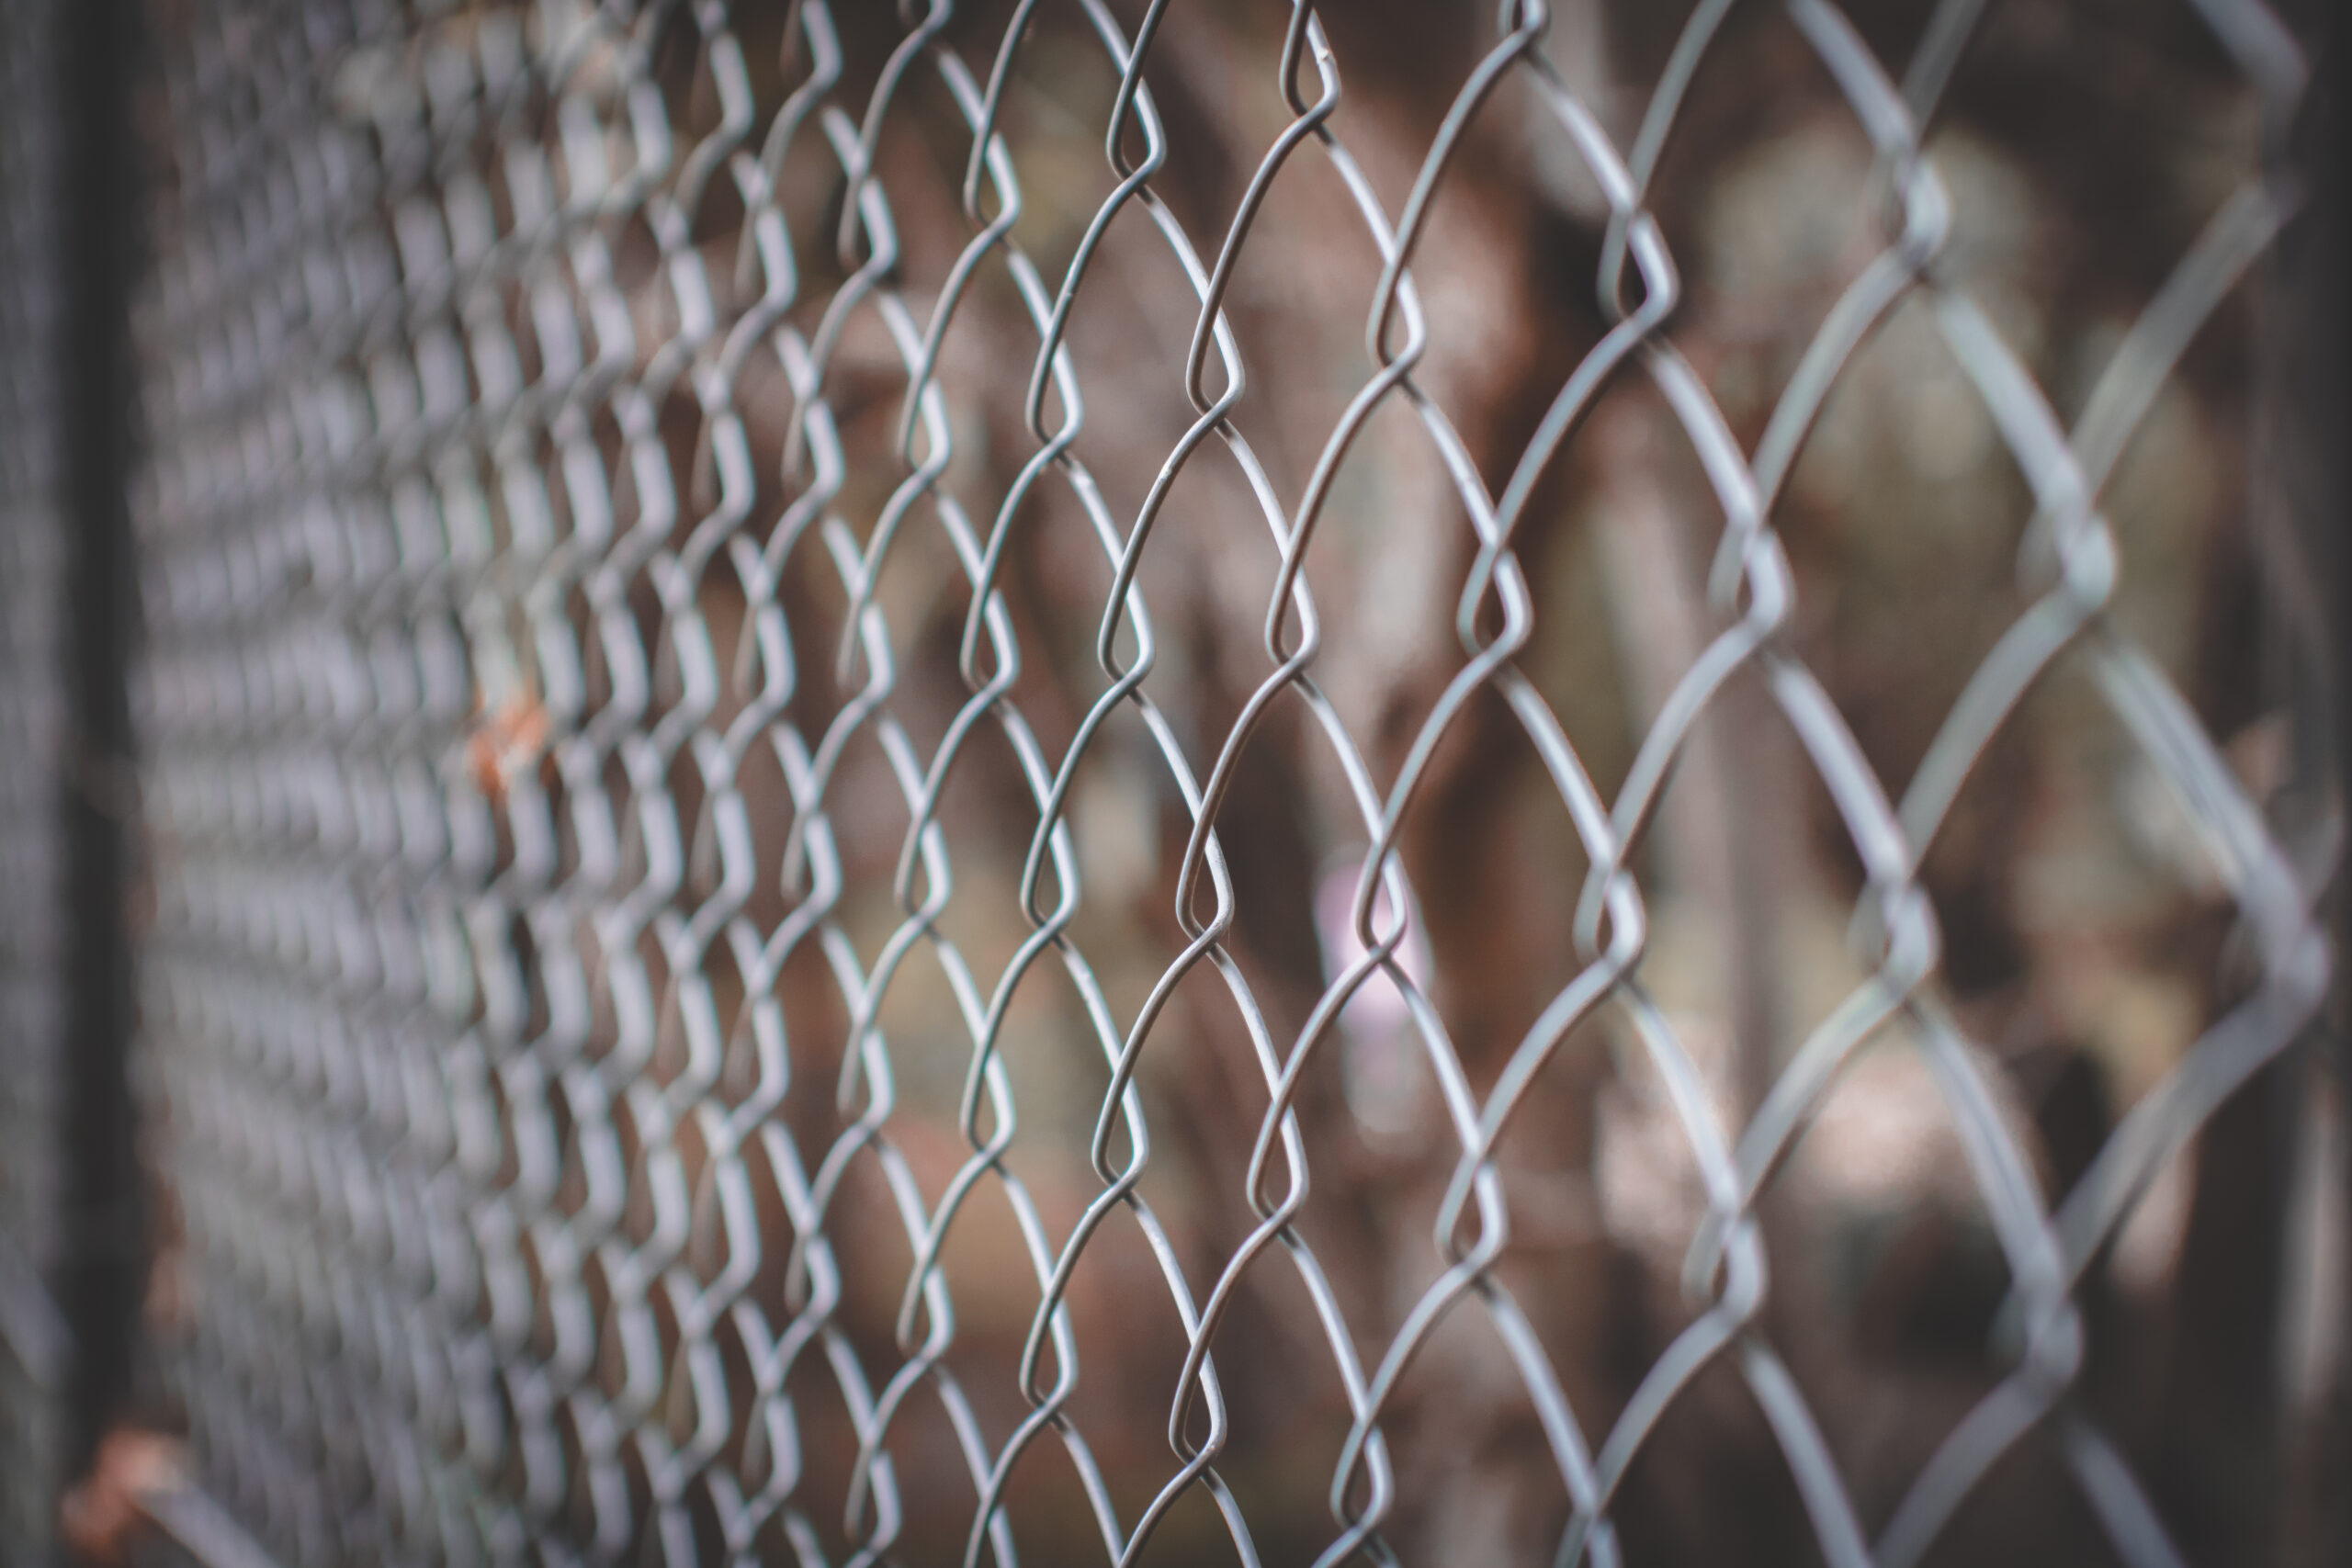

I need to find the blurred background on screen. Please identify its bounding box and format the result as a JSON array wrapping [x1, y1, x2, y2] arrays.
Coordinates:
[[0, 0, 2347, 1564]]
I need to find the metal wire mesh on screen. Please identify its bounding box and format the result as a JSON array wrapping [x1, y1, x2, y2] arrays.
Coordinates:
[[14, 0, 2345, 1563]]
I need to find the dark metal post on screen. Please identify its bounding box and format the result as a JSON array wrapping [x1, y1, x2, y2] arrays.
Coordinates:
[[52, 0, 144, 1508]]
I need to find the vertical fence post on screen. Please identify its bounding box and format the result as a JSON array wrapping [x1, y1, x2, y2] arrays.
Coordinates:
[[2258, 5, 2351, 1563], [2318, 11, 2352, 1564], [53, 0, 143, 1514]]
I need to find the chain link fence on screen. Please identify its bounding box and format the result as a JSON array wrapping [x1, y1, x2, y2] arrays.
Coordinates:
[[1, 0, 2346, 1563]]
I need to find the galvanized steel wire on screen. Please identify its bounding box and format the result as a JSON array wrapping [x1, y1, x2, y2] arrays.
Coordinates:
[[3, 0, 2338, 1563]]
